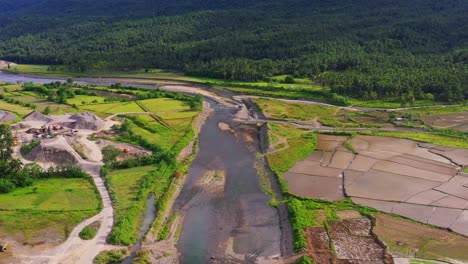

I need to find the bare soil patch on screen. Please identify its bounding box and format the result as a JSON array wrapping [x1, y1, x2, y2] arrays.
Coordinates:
[[304, 227, 335, 264]]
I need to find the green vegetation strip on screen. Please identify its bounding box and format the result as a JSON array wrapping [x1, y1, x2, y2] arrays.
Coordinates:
[[79, 222, 100, 240]]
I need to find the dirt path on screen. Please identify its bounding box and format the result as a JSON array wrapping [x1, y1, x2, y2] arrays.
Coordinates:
[[234, 95, 463, 113], [267, 131, 290, 154]]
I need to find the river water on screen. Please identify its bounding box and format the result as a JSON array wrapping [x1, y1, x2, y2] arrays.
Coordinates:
[[174, 102, 281, 263], [0, 71, 283, 263]]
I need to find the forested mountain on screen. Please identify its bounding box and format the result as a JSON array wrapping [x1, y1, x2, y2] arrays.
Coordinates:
[[0, 0, 468, 102]]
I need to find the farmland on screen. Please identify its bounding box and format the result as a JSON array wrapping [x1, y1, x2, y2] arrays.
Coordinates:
[[255, 97, 468, 263]]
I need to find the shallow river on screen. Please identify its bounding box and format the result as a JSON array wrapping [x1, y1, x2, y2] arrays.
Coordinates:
[[0, 71, 282, 263]]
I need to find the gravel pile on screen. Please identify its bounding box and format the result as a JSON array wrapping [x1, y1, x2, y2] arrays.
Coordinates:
[[0, 110, 17, 123]]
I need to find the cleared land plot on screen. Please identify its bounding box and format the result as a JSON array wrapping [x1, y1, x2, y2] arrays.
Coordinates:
[[373, 214, 468, 262]]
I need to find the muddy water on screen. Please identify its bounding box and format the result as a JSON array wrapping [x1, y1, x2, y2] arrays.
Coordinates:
[[174, 103, 281, 263], [0, 71, 282, 262]]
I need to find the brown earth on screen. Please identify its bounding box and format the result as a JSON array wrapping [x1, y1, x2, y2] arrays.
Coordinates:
[[304, 217, 393, 264]]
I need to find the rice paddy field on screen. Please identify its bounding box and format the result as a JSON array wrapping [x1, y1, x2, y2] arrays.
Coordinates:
[[276, 133, 468, 263]]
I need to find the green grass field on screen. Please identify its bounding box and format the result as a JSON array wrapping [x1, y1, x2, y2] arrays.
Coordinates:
[[0, 178, 101, 244], [254, 98, 337, 122], [138, 98, 190, 112], [107, 166, 156, 213], [67, 95, 107, 105], [0, 178, 100, 211], [266, 123, 317, 176]]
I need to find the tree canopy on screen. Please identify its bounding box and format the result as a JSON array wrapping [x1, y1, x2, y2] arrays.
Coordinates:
[[0, 0, 467, 101]]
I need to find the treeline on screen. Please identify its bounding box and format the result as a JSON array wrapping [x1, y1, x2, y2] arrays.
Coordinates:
[[23, 81, 98, 104], [0, 0, 468, 101], [108, 83, 203, 110], [0, 124, 89, 193]]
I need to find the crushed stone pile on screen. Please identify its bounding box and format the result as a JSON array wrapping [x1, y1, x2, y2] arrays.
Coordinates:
[[68, 112, 105, 131], [0, 110, 17, 123], [23, 111, 52, 122], [24, 137, 80, 164]]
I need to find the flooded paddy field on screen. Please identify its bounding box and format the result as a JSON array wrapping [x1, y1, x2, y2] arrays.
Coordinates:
[[422, 112, 468, 131], [284, 134, 468, 237]]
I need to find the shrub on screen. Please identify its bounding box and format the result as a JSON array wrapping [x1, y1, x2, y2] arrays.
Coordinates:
[[20, 140, 40, 155], [79, 224, 98, 240], [93, 249, 128, 264]]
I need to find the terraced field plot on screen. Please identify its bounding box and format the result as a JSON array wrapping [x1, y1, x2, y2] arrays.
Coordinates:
[[80, 101, 143, 117], [125, 113, 196, 151], [284, 134, 468, 237], [0, 100, 32, 115], [138, 98, 190, 112]]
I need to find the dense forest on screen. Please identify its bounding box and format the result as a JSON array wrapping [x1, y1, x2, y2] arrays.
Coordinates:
[[0, 0, 467, 102]]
